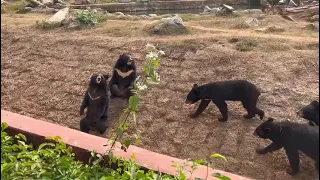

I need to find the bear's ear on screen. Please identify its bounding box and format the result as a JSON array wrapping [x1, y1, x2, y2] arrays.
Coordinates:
[[193, 84, 198, 88], [267, 117, 274, 123], [311, 100, 319, 108]]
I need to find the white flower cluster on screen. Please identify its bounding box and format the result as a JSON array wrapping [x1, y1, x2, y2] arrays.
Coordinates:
[[135, 76, 148, 91]]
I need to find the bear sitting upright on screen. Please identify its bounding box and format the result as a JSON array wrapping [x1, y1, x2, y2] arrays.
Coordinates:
[[109, 53, 137, 100], [254, 118, 319, 176], [185, 80, 264, 122], [80, 73, 110, 134], [297, 100, 319, 126]]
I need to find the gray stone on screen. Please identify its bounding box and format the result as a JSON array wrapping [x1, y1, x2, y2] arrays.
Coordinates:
[[152, 14, 188, 35], [161, 14, 185, 26], [288, 0, 298, 6], [53, 3, 64, 9], [245, 18, 259, 27], [139, 15, 149, 19], [311, 15, 319, 22], [42, 0, 52, 6], [113, 12, 124, 16], [148, 13, 157, 17], [24, 7, 33, 12], [92, 9, 98, 13], [68, 21, 81, 29], [48, 7, 69, 25]]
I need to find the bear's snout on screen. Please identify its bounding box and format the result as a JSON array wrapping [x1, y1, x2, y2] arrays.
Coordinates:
[[296, 109, 304, 117], [185, 99, 193, 104]]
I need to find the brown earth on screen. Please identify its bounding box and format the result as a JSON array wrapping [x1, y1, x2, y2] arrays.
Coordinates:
[[1, 11, 319, 180]]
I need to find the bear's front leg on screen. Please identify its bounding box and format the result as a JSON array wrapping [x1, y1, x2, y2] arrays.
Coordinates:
[[256, 142, 282, 154], [189, 99, 211, 118]]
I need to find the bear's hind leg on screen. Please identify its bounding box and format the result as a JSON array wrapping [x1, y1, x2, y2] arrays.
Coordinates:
[[242, 100, 255, 119], [80, 118, 90, 133], [189, 99, 211, 118], [285, 148, 300, 176], [110, 84, 122, 98]]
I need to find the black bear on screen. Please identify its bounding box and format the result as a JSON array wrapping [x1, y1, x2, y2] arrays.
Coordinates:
[[109, 53, 137, 99], [254, 118, 319, 176], [80, 73, 110, 134], [297, 100, 319, 126], [185, 80, 264, 122]]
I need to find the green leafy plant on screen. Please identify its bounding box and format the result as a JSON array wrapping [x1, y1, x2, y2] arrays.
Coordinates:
[[75, 8, 108, 27]]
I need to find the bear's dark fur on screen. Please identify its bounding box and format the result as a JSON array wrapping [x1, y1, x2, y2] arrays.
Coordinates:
[[109, 53, 137, 99], [80, 73, 110, 134], [254, 118, 319, 176], [185, 80, 264, 122], [297, 100, 319, 126]]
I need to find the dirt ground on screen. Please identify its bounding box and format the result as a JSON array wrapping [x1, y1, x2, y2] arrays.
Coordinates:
[[1, 11, 319, 180]]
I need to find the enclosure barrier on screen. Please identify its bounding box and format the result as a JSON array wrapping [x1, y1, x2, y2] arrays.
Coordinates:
[[1, 110, 252, 180]]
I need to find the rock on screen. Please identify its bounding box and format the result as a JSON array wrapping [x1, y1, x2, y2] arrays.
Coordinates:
[[92, 9, 98, 13], [254, 14, 266, 20], [161, 14, 185, 26], [305, 23, 319, 31], [24, 7, 33, 12], [52, 3, 64, 9], [32, 7, 56, 14], [114, 12, 124, 16], [240, 9, 263, 14], [201, 6, 222, 14], [42, 0, 52, 6], [152, 14, 188, 35], [203, 6, 212, 13], [288, 0, 298, 6], [264, 25, 285, 33], [48, 7, 69, 25], [139, 14, 149, 19], [310, 15, 319, 22], [245, 18, 259, 27], [68, 21, 81, 29], [148, 13, 157, 17]]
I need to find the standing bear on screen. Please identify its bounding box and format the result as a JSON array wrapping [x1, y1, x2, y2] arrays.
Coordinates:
[[185, 80, 265, 122], [109, 53, 137, 99], [79, 73, 110, 134]]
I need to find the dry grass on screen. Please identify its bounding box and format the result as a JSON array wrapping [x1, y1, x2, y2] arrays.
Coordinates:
[[1, 12, 319, 180]]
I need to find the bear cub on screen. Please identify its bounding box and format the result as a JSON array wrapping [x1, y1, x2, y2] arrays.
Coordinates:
[[80, 73, 110, 134], [109, 53, 137, 99], [254, 118, 319, 176], [297, 100, 319, 126], [185, 80, 264, 122]]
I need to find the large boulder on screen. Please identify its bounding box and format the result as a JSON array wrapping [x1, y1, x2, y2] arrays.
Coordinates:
[[47, 7, 69, 25], [150, 14, 189, 35]]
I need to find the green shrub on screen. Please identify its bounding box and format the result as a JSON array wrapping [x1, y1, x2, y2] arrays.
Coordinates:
[[75, 9, 108, 27]]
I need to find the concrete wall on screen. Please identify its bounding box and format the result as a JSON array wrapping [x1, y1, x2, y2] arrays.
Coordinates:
[[70, 0, 235, 12]]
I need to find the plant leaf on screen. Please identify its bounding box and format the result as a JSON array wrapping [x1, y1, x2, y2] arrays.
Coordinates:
[[210, 154, 227, 162], [212, 173, 231, 180]]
